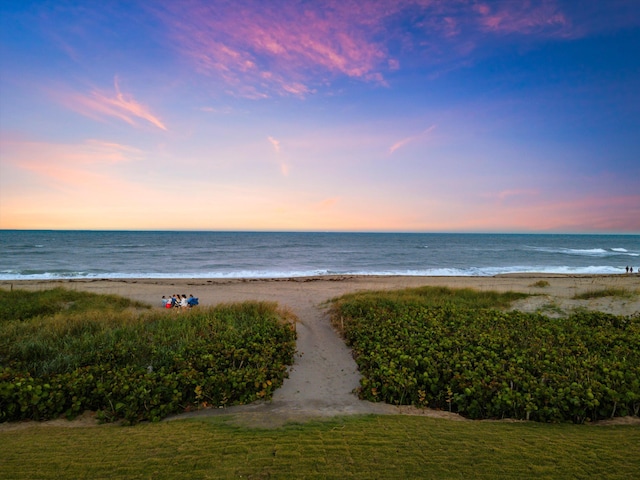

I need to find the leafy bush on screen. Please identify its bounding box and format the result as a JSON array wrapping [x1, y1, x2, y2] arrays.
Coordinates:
[[331, 287, 640, 423], [0, 290, 296, 424]]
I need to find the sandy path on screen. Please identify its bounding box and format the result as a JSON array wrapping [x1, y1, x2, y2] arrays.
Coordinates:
[[2, 274, 639, 427]]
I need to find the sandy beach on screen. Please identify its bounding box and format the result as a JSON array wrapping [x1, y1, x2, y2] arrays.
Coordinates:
[[2, 274, 639, 427]]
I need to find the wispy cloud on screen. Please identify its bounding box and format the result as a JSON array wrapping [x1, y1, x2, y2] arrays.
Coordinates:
[[268, 136, 281, 153], [494, 189, 540, 201], [474, 1, 569, 36], [155, 1, 388, 98], [2, 138, 144, 186], [389, 125, 437, 154], [59, 77, 167, 130], [267, 135, 290, 176], [152, 1, 581, 98]]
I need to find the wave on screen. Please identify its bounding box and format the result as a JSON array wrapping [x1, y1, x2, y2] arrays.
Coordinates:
[[0, 265, 629, 280], [528, 246, 639, 257]]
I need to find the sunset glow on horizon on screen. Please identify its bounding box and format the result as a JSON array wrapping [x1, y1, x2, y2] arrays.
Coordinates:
[[1, 1, 639, 233]]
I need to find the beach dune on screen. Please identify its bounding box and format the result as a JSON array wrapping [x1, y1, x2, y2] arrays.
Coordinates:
[[2, 274, 639, 426]]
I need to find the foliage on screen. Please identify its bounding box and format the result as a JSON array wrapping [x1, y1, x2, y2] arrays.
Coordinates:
[[331, 287, 640, 423], [2, 415, 640, 479], [530, 280, 550, 288], [0, 290, 296, 424]]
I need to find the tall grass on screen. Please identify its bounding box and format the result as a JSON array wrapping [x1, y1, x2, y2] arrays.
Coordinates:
[[331, 286, 529, 325], [0, 287, 149, 322], [573, 288, 636, 300], [1, 299, 289, 376]]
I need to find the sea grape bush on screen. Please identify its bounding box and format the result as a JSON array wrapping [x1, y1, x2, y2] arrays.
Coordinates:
[[0, 296, 296, 424], [332, 295, 640, 423]]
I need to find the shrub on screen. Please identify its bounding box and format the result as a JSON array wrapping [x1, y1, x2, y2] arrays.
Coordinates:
[[0, 290, 296, 424], [331, 287, 640, 423]]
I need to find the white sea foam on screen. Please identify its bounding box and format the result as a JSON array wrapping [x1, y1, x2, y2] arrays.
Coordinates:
[[0, 265, 627, 280], [528, 246, 639, 257]]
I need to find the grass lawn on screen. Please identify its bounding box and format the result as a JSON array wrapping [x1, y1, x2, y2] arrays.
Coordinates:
[[2, 414, 638, 479]]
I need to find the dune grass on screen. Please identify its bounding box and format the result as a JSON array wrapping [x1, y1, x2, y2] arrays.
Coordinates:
[[2, 415, 638, 479], [572, 288, 636, 300], [0, 287, 149, 322], [331, 285, 529, 312]]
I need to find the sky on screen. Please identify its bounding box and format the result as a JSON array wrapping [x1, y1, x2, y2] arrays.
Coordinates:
[[1, 0, 639, 233]]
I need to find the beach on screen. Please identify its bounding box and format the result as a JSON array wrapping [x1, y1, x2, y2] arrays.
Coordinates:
[[2, 274, 639, 427], [2, 273, 639, 316]]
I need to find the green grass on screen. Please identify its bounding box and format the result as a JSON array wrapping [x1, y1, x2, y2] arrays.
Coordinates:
[[573, 288, 636, 300], [530, 280, 550, 288], [0, 287, 149, 322], [1, 415, 638, 479]]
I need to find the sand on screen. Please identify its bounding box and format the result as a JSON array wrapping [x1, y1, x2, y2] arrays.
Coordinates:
[[2, 274, 639, 428]]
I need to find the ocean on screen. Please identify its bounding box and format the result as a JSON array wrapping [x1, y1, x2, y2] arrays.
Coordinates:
[[0, 231, 638, 280]]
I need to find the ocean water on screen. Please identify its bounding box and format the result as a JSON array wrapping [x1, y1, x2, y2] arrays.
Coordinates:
[[0, 231, 638, 280]]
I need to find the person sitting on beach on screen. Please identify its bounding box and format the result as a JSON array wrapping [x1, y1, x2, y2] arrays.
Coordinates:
[[187, 294, 199, 307], [162, 296, 169, 308], [180, 294, 189, 308]]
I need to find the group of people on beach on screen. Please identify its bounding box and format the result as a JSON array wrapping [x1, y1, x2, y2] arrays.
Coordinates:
[[625, 266, 637, 274], [162, 294, 199, 309]]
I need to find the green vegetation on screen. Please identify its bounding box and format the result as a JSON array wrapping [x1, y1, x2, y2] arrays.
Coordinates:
[[530, 280, 550, 288], [2, 415, 639, 479], [0, 289, 296, 424], [534, 301, 567, 317], [0, 286, 149, 322], [573, 288, 636, 300], [331, 286, 640, 423], [331, 285, 529, 311]]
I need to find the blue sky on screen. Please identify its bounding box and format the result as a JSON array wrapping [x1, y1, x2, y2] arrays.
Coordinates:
[[1, 0, 639, 232]]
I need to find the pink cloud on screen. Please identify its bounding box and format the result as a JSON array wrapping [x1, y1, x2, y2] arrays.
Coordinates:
[[494, 189, 540, 202], [153, 1, 400, 97], [475, 1, 570, 36], [389, 125, 437, 154], [2, 138, 144, 186], [267, 135, 290, 176], [267, 136, 281, 153], [152, 1, 583, 98], [59, 77, 167, 130]]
